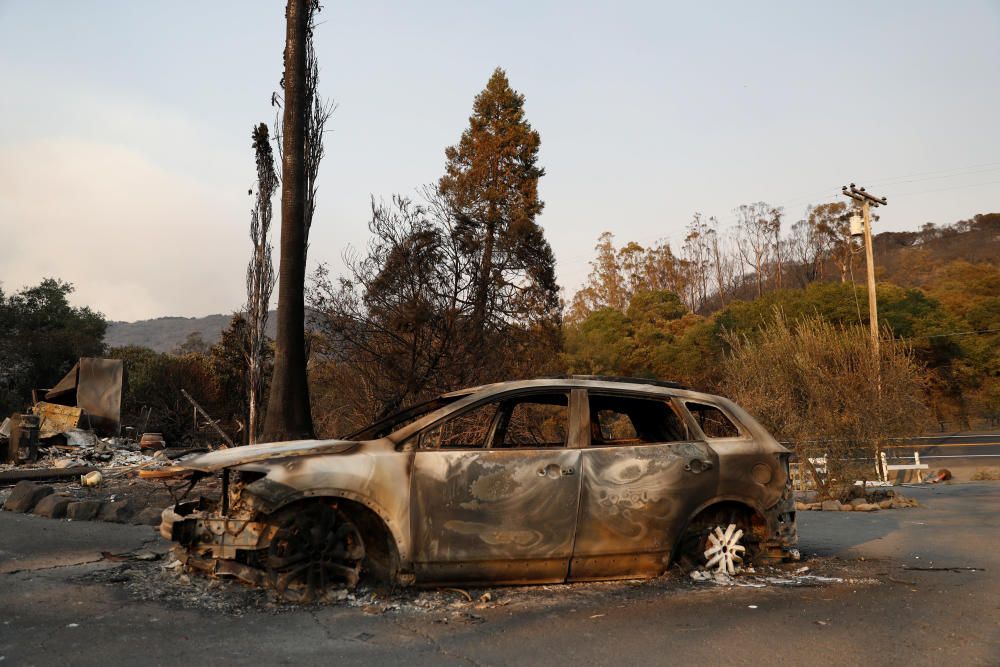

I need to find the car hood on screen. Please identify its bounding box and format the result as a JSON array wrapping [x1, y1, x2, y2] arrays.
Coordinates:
[[175, 439, 359, 473]]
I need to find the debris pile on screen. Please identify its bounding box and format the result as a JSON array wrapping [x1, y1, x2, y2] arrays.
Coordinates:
[[1, 357, 126, 467], [687, 564, 866, 587], [0, 356, 227, 526], [1, 433, 220, 527], [78, 546, 881, 622]]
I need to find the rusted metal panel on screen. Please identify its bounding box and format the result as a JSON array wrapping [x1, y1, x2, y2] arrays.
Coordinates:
[[44, 358, 124, 434], [31, 402, 82, 439]]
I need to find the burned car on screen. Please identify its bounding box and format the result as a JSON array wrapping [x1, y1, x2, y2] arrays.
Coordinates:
[[160, 377, 797, 601]]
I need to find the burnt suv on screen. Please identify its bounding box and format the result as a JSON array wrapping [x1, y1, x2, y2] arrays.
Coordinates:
[[160, 377, 797, 601]]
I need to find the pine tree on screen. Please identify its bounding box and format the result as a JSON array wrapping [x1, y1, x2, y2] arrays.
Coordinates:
[[438, 68, 559, 333]]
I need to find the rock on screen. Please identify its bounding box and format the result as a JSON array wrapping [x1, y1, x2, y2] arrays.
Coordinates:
[[890, 500, 909, 509], [807, 502, 823, 510], [794, 501, 809, 511], [854, 503, 879, 512], [99, 498, 137, 523], [841, 503, 854, 511], [878, 499, 893, 509], [848, 498, 868, 507], [66, 500, 104, 521], [3, 481, 54, 513], [820, 500, 842, 511], [132, 506, 165, 526], [33, 494, 73, 518]]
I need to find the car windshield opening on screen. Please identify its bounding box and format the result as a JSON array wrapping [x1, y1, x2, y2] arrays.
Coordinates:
[[347, 395, 464, 440]]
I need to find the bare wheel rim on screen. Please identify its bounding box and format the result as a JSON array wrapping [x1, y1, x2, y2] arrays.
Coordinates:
[[265, 503, 365, 603], [703, 523, 746, 575]]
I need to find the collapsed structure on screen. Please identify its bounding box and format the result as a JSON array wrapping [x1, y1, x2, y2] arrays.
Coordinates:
[[1, 358, 124, 465]]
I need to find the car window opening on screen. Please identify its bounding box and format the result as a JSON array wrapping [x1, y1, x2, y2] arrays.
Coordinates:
[[685, 401, 741, 439], [423, 402, 498, 449], [589, 394, 686, 445], [421, 392, 570, 450], [495, 393, 569, 449]]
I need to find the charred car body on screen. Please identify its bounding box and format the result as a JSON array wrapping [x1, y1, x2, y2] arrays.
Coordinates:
[[161, 377, 797, 601]]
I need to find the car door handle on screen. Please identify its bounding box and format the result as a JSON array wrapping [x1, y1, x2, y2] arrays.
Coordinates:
[[684, 459, 712, 474], [537, 464, 575, 478]]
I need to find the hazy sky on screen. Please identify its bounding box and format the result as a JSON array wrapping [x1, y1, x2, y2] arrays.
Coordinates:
[[2, 1, 998, 321]]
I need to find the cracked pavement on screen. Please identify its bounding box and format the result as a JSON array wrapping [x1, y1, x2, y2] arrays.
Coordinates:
[[1, 483, 998, 666]]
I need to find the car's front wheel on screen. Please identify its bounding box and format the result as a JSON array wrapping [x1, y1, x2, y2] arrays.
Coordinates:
[[263, 501, 366, 603]]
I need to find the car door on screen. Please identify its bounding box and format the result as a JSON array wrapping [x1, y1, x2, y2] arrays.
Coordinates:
[[410, 390, 584, 584], [568, 391, 720, 581]]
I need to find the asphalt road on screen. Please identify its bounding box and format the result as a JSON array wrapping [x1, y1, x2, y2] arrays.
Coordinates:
[[1, 483, 998, 666]]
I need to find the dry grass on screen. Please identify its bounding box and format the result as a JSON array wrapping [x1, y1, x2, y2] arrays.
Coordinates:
[[722, 312, 928, 498]]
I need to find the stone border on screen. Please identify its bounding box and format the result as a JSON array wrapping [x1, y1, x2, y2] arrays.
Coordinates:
[[1, 480, 163, 526], [795, 496, 919, 512]]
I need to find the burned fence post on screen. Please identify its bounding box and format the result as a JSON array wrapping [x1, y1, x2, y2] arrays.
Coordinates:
[[180, 389, 236, 448]]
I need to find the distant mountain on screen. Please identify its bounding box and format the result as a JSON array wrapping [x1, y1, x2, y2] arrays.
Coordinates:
[[105, 312, 278, 353]]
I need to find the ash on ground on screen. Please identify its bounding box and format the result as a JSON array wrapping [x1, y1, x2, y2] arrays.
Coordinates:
[[77, 552, 883, 621]]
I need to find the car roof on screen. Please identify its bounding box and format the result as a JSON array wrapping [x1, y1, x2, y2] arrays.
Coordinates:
[[441, 376, 713, 400]]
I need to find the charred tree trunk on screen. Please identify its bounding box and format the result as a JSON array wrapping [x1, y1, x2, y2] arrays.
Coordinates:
[[246, 124, 277, 444], [473, 220, 496, 330], [262, 0, 314, 442]]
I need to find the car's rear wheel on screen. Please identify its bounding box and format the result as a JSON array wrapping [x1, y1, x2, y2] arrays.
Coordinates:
[[264, 501, 365, 603], [703, 523, 747, 574], [676, 504, 758, 574]]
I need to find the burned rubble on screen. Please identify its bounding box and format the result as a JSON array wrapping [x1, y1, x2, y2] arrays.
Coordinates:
[[0, 356, 225, 527], [76, 541, 884, 621]]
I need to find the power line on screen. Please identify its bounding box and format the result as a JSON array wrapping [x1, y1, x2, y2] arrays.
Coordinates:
[[896, 328, 1000, 342], [859, 161, 1000, 187], [886, 179, 1000, 198], [772, 161, 1000, 211], [558, 163, 1000, 266], [870, 165, 1000, 188]]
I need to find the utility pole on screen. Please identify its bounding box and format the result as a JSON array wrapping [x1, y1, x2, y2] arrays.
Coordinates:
[[842, 183, 887, 356]]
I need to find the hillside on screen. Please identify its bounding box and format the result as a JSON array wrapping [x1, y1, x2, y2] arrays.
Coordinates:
[[876, 212, 1000, 285], [105, 215, 1000, 354], [105, 312, 277, 352]]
